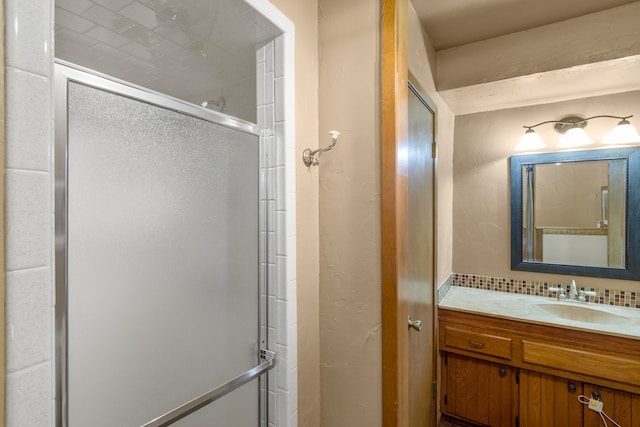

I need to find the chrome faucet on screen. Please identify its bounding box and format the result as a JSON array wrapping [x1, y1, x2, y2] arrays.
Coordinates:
[[568, 280, 579, 300], [549, 280, 596, 302], [566, 280, 597, 302]]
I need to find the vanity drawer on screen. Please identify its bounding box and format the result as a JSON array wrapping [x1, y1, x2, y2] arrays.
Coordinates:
[[522, 340, 640, 387], [443, 325, 512, 360]]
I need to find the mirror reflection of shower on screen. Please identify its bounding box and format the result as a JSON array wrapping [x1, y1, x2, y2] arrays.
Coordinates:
[[201, 97, 226, 113]]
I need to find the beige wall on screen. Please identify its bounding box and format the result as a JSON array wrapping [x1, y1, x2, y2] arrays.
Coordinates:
[[437, 2, 640, 90], [317, 0, 382, 424], [407, 3, 455, 287], [312, 3, 457, 425], [268, 1, 453, 425], [267, 0, 320, 425], [453, 89, 640, 293], [535, 161, 608, 228]]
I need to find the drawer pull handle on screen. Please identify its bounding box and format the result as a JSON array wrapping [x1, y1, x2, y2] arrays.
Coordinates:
[[468, 341, 485, 349]]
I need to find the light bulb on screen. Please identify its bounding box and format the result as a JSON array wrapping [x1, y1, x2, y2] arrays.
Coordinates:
[[557, 127, 594, 148], [515, 129, 546, 151], [603, 119, 640, 144]]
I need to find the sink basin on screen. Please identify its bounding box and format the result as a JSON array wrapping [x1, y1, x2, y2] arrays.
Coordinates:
[[535, 303, 632, 325]]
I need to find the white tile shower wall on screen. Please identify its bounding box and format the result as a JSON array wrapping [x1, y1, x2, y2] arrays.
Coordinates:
[[257, 36, 297, 427], [6, 362, 53, 427], [6, 268, 52, 373], [281, 28, 299, 427], [5, 0, 55, 426]]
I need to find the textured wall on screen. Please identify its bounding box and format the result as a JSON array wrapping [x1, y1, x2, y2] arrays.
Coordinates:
[[453, 90, 640, 293], [437, 2, 640, 90], [267, 0, 321, 426], [318, 0, 381, 424]]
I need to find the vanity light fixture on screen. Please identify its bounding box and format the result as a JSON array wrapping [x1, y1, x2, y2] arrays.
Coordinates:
[[514, 128, 546, 151], [516, 115, 640, 151], [603, 117, 640, 144], [556, 116, 594, 148]]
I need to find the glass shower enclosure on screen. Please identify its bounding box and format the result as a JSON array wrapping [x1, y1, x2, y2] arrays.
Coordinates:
[[55, 63, 272, 426]]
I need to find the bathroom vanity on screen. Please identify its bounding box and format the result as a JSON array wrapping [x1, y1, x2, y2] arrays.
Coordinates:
[[438, 288, 640, 427]]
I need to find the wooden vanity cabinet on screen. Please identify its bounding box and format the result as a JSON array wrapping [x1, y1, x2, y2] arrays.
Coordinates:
[[580, 383, 640, 427], [518, 372, 640, 427], [518, 370, 583, 427], [439, 308, 640, 427], [440, 354, 576, 427], [441, 353, 515, 427]]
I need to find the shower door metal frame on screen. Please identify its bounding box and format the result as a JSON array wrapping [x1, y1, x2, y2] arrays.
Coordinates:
[[54, 61, 272, 427]]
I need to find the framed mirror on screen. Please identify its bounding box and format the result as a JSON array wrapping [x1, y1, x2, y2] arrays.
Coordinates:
[[510, 147, 640, 280]]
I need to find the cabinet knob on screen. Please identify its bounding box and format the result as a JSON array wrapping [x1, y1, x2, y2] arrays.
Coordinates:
[[499, 368, 506, 377], [568, 383, 577, 393]]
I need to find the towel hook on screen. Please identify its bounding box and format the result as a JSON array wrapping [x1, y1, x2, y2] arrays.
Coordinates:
[[303, 131, 341, 167]]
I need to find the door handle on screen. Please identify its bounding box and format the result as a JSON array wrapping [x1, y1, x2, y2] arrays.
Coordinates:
[[408, 316, 422, 331]]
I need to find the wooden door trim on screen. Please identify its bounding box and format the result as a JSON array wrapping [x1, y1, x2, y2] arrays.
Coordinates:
[[381, 0, 408, 425]]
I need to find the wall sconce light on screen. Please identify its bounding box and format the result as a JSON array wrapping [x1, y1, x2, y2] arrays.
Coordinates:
[[515, 115, 640, 151]]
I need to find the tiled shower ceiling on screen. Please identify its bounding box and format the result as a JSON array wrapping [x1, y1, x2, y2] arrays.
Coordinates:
[[55, 0, 281, 120]]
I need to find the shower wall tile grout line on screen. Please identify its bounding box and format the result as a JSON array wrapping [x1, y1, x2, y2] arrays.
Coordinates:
[[6, 359, 50, 376]]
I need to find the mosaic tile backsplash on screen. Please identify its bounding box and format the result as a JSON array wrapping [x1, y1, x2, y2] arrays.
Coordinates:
[[439, 273, 639, 309]]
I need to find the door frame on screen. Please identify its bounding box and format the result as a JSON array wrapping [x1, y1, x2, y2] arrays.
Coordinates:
[[381, 0, 410, 425], [381, 1, 439, 426]]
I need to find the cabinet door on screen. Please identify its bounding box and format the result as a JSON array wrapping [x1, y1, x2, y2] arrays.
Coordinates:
[[582, 384, 640, 427], [441, 353, 514, 426], [519, 370, 582, 427]]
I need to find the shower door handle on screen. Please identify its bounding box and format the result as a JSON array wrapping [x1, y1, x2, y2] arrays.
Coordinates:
[[141, 349, 275, 427]]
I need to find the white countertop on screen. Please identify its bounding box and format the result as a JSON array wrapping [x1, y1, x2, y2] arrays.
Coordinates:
[[439, 287, 640, 340]]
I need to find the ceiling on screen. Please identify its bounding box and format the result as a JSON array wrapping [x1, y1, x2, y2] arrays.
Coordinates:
[[56, 0, 638, 119], [413, 0, 639, 50], [55, 0, 281, 122]]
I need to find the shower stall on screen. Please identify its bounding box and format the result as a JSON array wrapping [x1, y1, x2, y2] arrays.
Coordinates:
[[52, 1, 296, 426]]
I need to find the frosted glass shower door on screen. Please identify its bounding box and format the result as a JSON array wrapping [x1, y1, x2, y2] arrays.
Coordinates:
[[58, 67, 267, 427]]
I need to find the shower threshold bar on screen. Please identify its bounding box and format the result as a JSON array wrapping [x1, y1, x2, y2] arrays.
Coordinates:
[[140, 349, 276, 427]]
